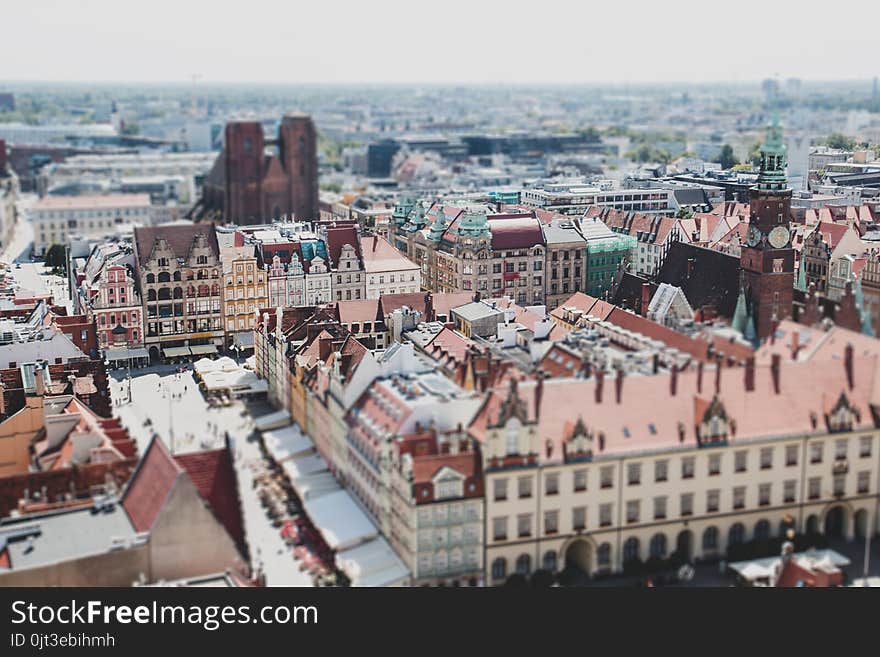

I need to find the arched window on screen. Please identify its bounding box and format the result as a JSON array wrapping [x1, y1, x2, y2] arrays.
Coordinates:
[[491, 558, 506, 581], [173, 287, 183, 299], [597, 543, 611, 566], [515, 554, 531, 576], [649, 533, 667, 559], [702, 526, 718, 551], [145, 273, 155, 284], [172, 271, 182, 281], [754, 519, 771, 541], [157, 271, 171, 283], [542, 551, 557, 572], [504, 418, 520, 456], [728, 523, 746, 547], [147, 289, 157, 302], [623, 537, 640, 562], [158, 288, 171, 301]]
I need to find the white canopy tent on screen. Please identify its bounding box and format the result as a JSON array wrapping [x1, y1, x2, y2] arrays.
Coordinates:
[[302, 489, 379, 552], [263, 425, 314, 463], [336, 537, 410, 587], [254, 409, 291, 432]]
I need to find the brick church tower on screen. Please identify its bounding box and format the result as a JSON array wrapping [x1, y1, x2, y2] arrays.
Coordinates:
[[740, 114, 794, 340], [208, 113, 319, 226]]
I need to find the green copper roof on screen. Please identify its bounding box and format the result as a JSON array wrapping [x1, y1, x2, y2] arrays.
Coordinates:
[[795, 251, 807, 292], [731, 277, 749, 334], [756, 112, 788, 190]]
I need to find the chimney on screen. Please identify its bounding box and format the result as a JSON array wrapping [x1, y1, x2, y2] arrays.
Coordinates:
[[652, 353, 659, 375], [771, 353, 781, 394], [35, 366, 45, 397], [615, 368, 624, 404], [686, 257, 696, 278], [372, 235, 378, 251], [844, 342, 854, 389], [696, 360, 703, 393], [0, 382, 5, 414], [641, 283, 652, 317], [669, 364, 678, 396], [744, 356, 755, 392], [714, 354, 722, 394], [678, 422, 686, 443], [595, 369, 604, 404], [791, 329, 799, 360], [770, 319, 778, 345], [535, 371, 545, 420]]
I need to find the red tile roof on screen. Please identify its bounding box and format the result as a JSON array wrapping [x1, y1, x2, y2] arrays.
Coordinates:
[[122, 437, 180, 532], [175, 448, 246, 552], [325, 225, 361, 268], [488, 216, 545, 249]]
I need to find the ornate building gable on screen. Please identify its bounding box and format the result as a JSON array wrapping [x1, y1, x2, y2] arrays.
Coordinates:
[[696, 394, 734, 446], [562, 415, 595, 462], [825, 391, 859, 433]]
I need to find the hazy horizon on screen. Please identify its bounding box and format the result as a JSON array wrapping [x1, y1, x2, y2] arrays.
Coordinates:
[[4, 0, 879, 86]]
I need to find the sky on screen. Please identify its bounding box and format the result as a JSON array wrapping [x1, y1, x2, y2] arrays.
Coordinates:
[[3, 0, 878, 85]]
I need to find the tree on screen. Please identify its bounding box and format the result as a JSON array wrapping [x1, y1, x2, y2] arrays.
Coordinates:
[[749, 141, 763, 167], [529, 569, 556, 588], [825, 133, 856, 150], [716, 144, 739, 169], [44, 244, 67, 276]]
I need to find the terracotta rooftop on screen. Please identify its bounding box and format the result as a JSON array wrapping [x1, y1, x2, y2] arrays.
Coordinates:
[[133, 223, 220, 266]]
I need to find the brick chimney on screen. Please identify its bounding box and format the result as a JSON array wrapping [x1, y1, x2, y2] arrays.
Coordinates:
[[35, 366, 45, 397], [714, 355, 722, 394], [670, 364, 678, 396], [652, 353, 659, 375], [595, 369, 604, 404], [844, 342, 854, 389], [771, 353, 781, 394], [686, 257, 696, 278], [641, 283, 652, 317], [535, 371, 545, 419], [697, 360, 703, 393], [744, 356, 755, 392], [791, 329, 799, 360], [615, 368, 624, 404]]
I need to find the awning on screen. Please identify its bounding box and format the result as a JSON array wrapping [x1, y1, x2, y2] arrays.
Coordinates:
[[163, 346, 192, 358], [301, 488, 378, 552], [263, 425, 314, 463], [233, 332, 254, 349], [189, 344, 218, 356], [254, 409, 291, 432], [336, 537, 410, 587], [105, 347, 149, 361]]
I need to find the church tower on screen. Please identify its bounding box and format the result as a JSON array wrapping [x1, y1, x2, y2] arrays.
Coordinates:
[[740, 114, 794, 340]]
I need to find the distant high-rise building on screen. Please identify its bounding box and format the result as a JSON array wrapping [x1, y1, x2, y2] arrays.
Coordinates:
[[0, 93, 13, 112], [199, 113, 319, 225]]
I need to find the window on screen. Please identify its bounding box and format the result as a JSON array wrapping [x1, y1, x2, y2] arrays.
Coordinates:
[[492, 517, 507, 541], [654, 496, 667, 520], [517, 514, 532, 538], [572, 506, 586, 531], [760, 447, 773, 470], [833, 474, 845, 497], [706, 489, 720, 513], [784, 480, 796, 503], [680, 493, 693, 517], [493, 478, 507, 502], [649, 534, 667, 559], [681, 456, 695, 479], [597, 543, 611, 567], [858, 471, 870, 494], [702, 526, 718, 551], [627, 463, 641, 486], [623, 538, 640, 563], [735, 450, 747, 473], [573, 469, 587, 492], [733, 486, 745, 510], [599, 503, 612, 527], [544, 510, 559, 535], [542, 551, 557, 572], [600, 465, 614, 489], [808, 477, 821, 500], [758, 484, 771, 506], [860, 436, 872, 458], [518, 476, 532, 499], [654, 459, 668, 482], [835, 439, 847, 460], [786, 445, 798, 467], [626, 500, 640, 524], [810, 442, 823, 464], [545, 473, 559, 496], [491, 558, 506, 580], [708, 453, 721, 476]]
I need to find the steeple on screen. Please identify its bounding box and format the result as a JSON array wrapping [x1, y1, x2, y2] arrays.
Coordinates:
[[756, 112, 788, 192], [796, 250, 807, 292], [731, 273, 749, 335], [853, 278, 875, 337]]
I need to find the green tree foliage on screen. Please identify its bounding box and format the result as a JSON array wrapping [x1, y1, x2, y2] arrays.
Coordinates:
[[716, 144, 739, 169], [825, 132, 857, 150], [44, 244, 67, 276]]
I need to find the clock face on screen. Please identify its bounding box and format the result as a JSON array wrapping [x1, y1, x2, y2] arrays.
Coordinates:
[[768, 225, 790, 249], [747, 225, 762, 247]]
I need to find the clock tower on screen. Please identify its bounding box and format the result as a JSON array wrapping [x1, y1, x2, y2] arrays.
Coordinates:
[[740, 113, 794, 340]]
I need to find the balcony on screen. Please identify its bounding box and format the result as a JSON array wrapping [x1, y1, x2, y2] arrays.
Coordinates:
[[832, 460, 849, 475]]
